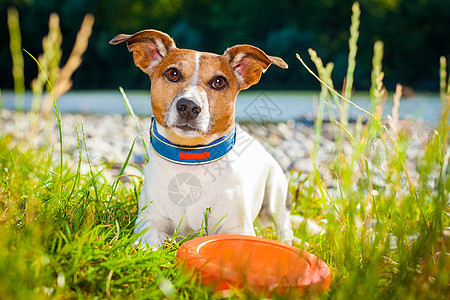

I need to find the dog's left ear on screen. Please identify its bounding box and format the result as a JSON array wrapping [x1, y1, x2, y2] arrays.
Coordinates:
[[224, 45, 288, 90], [109, 29, 176, 76]]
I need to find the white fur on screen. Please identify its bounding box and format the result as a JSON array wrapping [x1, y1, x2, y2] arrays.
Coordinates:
[[154, 39, 167, 57], [145, 59, 162, 74], [135, 125, 294, 248], [190, 53, 201, 86], [230, 52, 246, 85]]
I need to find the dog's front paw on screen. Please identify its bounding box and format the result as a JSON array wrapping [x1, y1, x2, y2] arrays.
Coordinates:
[[291, 236, 310, 249], [279, 231, 295, 245], [133, 236, 162, 251], [290, 215, 325, 235], [133, 239, 158, 251], [280, 235, 311, 249]]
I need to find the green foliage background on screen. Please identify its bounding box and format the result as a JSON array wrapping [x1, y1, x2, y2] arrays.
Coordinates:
[[0, 0, 449, 91]]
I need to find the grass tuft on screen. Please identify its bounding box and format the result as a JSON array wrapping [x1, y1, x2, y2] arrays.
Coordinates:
[[292, 5, 449, 298], [1, 2, 449, 298]]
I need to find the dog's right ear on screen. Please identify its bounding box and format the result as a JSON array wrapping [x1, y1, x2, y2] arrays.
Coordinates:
[[109, 29, 176, 76]]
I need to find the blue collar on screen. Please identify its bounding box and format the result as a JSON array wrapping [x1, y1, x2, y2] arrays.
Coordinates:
[[150, 116, 236, 165]]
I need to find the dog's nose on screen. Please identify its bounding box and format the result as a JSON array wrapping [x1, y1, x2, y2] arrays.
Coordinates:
[[176, 98, 201, 118]]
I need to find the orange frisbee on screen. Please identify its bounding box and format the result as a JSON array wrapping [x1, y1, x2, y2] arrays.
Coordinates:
[[176, 234, 331, 295]]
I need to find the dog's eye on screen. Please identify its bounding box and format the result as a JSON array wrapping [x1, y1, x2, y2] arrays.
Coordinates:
[[210, 76, 228, 90], [165, 68, 182, 82]]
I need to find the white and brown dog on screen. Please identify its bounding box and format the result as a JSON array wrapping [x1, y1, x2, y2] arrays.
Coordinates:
[[110, 29, 295, 248]]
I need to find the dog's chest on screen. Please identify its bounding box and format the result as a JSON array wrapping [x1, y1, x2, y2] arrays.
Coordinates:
[[143, 127, 274, 231]]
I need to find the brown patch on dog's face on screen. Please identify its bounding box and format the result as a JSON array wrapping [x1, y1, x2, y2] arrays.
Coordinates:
[[149, 50, 198, 130], [150, 50, 240, 145], [200, 54, 240, 138]]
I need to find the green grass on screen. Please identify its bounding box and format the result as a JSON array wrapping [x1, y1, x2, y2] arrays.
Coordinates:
[[1, 2, 449, 299], [1, 95, 447, 300], [0, 122, 209, 299]]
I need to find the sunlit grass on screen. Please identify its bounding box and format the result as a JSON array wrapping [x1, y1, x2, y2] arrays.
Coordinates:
[[1, 2, 448, 299], [290, 3, 449, 299]]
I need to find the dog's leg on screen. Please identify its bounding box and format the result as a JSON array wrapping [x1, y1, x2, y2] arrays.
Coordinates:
[[259, 166, 295, 244], [134, 168, 172, 249], [134, 219, 170, 250]]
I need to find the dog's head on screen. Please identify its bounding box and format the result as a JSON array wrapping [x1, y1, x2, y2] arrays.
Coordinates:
[[110, 29, 287, 145]]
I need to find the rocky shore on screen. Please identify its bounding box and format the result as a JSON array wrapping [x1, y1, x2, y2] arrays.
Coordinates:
[[1, 109, 434, 189]]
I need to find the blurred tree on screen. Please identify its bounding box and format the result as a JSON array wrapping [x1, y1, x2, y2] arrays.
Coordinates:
[[169, 20, 202, 50]]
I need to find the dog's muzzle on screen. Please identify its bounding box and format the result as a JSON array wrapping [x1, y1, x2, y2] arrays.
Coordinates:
[[165, 88, 210, 136]]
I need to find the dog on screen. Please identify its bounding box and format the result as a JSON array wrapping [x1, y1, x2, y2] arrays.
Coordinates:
[[110, 29, 295, 248]]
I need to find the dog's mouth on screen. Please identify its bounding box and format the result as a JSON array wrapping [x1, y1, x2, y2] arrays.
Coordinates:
[[169, 121, 207, 138], [174, 123, 198, 132]]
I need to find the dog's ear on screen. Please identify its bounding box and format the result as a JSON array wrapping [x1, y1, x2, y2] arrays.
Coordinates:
[[223, 45, 288, 90], [109, 29, 176, 76]]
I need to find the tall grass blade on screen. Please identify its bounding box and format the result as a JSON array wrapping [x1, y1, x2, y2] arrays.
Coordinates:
[[110, 137, 137, 200], [308, 50, 330, 152], [7, 7, 25, 112], [308, 48, 344, 155], [30, 13, 62, 114], [440, 56, 448, 106], [437, 56, 449, 205], [66, 125, 83, 201], [370, 41, 385, 108], [297, 53, 377, 121], [24, 49, 64, 196], [297, 52, 416, 190], [120, 87, 149, 161], [81, 122, 99, 201], [341, 1, 360, 125], [41, 14, 94, 116]]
